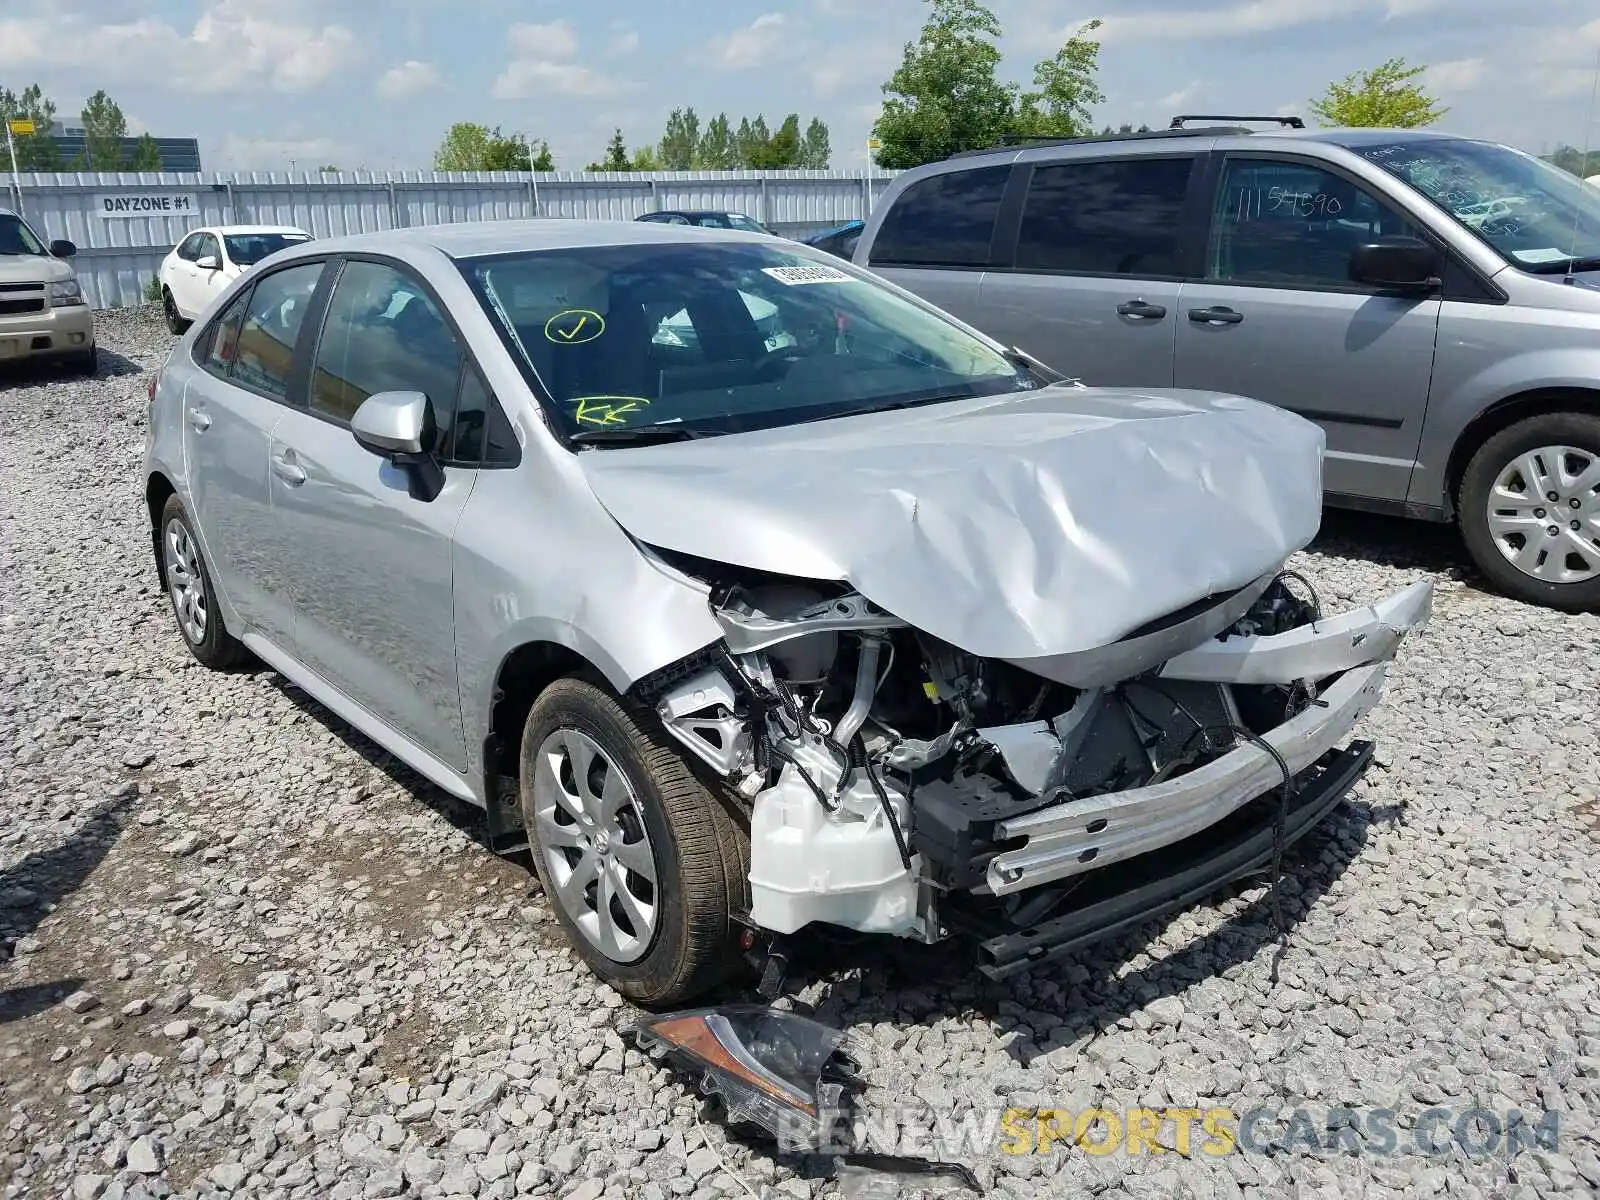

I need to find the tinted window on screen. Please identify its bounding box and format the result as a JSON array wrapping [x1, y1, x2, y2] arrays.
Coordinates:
[[1015, 157, 1193, 275], [1209, 158, 1421, 287], [870, 166, 1009, 267], [0, 214, 47, 256], [195, 234, 220, 262], [198, 288, 250, 376], [310, 260, 462, 425], [176, 233, 203, 261], [447, 366, 520, 467], [225, 232, 312, 266], [232, 262, 324, 400]]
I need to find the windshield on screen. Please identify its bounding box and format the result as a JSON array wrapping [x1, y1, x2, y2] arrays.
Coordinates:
[[224, 232, 311, 266], [1355, 138, 1600, 272], [0, 214, 47, 256], [459, 240, 1036, 441]]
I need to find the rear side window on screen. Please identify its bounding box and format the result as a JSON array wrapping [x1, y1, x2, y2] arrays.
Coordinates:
[[1015, 157, 1194, 276], [232, 262, 324, 400], [198, 289, 250, 375], [869, 165, 1009, 268]]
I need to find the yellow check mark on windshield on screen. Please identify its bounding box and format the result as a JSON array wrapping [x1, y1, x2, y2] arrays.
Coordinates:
[[557, 316, 587, 340], [544, 309, 605, 345]]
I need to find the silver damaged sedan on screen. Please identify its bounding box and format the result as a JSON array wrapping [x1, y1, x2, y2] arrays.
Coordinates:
[[142, 220, 1433, 1005]]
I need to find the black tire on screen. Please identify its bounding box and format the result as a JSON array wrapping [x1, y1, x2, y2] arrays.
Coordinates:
[[70, 346, 98, 376], [159, 494, 248, 669], [519, 677, 750, 1007], [162, 288, 190, 335], [1458, 410, 1600, 612]]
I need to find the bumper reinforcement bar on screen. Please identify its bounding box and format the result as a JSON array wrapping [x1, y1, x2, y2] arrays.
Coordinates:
[[971, 739, 1373, 980]]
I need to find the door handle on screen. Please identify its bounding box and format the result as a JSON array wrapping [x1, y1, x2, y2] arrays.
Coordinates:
[[1188, 306, 1244, 325], [187, 408, 212, 432], [1116, 300, 1167, 319], [270, 453, 306, 486]]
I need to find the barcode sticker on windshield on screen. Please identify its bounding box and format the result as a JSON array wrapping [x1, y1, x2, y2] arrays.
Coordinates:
[[762, 264, 854, 286]]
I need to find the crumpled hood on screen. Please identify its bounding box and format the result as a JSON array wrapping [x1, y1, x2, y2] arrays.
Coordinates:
[[579, 386, 1325, 658]]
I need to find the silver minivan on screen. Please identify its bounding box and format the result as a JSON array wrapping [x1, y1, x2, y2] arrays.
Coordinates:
[[854, 122, 1600, 611]]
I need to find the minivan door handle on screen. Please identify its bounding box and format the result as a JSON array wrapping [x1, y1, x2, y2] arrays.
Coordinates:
[[187, 407, 212, 432], [1116, 300, 1167, 320], [270, 452, 306, 487], [1188, 306, 1244, 326]]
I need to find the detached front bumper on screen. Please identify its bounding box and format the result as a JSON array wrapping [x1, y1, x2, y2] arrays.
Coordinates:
[[980, 580, 1432, 897]]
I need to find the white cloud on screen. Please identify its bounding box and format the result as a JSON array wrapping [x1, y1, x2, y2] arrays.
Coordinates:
[[219, 133, 344, 170], [1383, 0, 1447, 17], [1157, 82, 1207, 110], [1094, 0, 1355, 43], [712, 13, 787, 70], [507, 21, 580, 60], [1425, 58, 1486, 93], [0, 1, 357, 93], [375, 59, 441, 100], [607, 22, 640, 56]]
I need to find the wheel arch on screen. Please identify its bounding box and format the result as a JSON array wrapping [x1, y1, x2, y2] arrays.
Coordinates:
[[1445, 387, 1600, 517], [145, 471, 178, 587], [482, 640, 609, 784]]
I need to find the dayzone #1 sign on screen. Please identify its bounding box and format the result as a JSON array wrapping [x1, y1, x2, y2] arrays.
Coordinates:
[[95, 193, 198, 218]]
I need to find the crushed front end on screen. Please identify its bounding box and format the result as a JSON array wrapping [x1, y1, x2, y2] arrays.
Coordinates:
[[636, 565, 1433, 979]]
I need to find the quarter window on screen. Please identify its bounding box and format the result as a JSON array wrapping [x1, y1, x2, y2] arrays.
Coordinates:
[[869, 165, 1009, 268], [1209, 158, 1421, 287], [1015, 157, 1194, 276], [310, 261, 462, 426], [198, 288, 250, 376], [176, 233, 203, 261], [232, 262, 324, 400], [446, 365, 520, 467]]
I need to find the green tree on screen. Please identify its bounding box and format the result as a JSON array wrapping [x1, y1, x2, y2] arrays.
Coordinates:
[[658, 107, 701, 170], [1544, 145, 1600, 178], [129, 133, 163, 171], [0, 83, 61, 170], [699, 113, 736, 168], [1310, 57, 1447, 129], [734, 116, 771, 167], [799, 117, 831, 168], [1099, 123, 1152, 135], [872, 0, 1015, 168], [434, 122, 552, 171], [588, 128, 633, 171], [80, 89, 129, 169], [747, 114, 801, 169], [630, 145, 663, 171], [1010, 20, 1104, 140]]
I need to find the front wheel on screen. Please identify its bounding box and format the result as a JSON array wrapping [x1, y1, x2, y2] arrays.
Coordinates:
[[1458, 411, 1600, 611], [519, 677, 749, 1007]]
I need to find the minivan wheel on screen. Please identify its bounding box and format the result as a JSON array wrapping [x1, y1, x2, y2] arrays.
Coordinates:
[[159, 495, 247, 668], [519, 677, 749, 1007], [1458, 411, 1600, 611], [162, 287, 190, 335]]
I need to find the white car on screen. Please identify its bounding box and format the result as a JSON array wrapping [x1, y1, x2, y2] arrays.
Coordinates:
[[158, 225, 312, 333]]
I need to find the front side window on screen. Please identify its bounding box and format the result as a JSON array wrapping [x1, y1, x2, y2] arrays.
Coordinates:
[[175, 233, 203, 261], [459, 240, 1038, 442], [1355, 138, 1600, 273], [869, 165, 1009, 268], [195, 234, 220, 263], [1015, 157, 1194, 276], [226, 232, 312, 267], [232, 262, 324, 400], [0, 214, 47, 257], [1208, 158, 1420, 287], [310, 260, 462, 425]]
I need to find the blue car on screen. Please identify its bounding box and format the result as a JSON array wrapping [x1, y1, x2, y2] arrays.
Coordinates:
[[802, 219, 864, 259]]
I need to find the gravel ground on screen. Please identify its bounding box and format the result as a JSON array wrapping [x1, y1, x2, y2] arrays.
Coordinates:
[[2, 308, 1598, 1200]]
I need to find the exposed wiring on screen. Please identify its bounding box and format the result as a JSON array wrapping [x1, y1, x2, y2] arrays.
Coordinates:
[[693, 1109, 762, 1200], [1274, 569, 1323, 622], [854, 737, 913, 871]]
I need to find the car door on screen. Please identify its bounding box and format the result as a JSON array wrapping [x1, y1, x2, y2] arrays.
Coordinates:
[[267, 256, 480, 770], [978, 153, 1201, 386], [1174, 153, 1442, 503], [182, 259, 328, 647], [862, 163, 1010, 333], [167, 233, 204, 316], [190, 233, 230, 318]]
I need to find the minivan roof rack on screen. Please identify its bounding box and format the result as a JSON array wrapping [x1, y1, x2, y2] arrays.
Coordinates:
[[1169, 114, 1304, 129], [946, 125, 1249, 159]]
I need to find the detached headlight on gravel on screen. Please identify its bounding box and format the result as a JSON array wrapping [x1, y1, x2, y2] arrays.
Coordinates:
[[49, 279, 85, 306]]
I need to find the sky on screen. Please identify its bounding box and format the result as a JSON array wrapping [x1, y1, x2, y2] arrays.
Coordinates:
[[1, 0, 1598, 173]]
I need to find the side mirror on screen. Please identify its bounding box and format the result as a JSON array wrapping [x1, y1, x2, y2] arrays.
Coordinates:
[[351, 390, 445, 501], [49, 239, 77, 258], [195, 254, 221, 271], [1349, 237, 1441, 291]]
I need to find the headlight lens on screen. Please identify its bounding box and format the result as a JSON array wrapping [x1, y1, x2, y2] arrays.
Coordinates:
[[49, 279, 85, 306]]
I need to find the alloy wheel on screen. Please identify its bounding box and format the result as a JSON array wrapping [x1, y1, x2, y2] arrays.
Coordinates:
[[165, 520, 209, 644], [1485, 445, 1600, 585], [531, 728, 660, 963]]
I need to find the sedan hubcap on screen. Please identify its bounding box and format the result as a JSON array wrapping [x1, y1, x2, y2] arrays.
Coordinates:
[[1486, 445, 1600, 584], [165, 521, 208, 644], [532, 729, 659, 963]]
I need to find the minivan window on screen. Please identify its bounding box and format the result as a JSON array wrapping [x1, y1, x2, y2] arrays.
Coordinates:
[[1015, 157, 1193, 276], [310, 260, 462, 425], [0, 213, 47, 256], [1355, 138, 1600, 273], [1208, 158, 1419, 287], [869, 165, 1009, 268], [232, 262, 324, 401], [460, 240, 1037, 440]]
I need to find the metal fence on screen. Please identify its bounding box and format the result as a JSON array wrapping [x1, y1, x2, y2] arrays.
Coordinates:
[[4, 169, 900, 309]]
